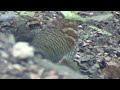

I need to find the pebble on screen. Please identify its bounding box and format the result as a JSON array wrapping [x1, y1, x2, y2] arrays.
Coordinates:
[[104, 52, 109, 56], [75, 54, 81, 59], [104, 56, 112, 62], [30, 73, 40, 79], [12, 42, 34, 59]]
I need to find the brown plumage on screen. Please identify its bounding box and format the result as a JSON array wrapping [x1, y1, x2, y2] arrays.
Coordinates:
[[31, 19, 78, 63]]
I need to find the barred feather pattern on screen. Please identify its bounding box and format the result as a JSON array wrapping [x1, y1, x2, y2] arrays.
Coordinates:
[[32, 21, 78, 63]]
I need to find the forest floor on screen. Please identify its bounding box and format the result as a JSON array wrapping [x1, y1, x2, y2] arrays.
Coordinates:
[[0, 11, 119, 79]]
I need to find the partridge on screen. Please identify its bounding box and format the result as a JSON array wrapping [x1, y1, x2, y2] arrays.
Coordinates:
[[31, 19, 78, 63]]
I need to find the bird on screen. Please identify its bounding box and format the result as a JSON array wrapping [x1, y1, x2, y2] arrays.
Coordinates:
[[31, 19, 79, 63]]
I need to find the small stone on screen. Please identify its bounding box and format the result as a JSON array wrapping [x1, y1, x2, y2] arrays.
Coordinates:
[[104, 52, 109, 56], [30, 73, 40, 79], [82, 42, 89, 46], [114, 54, 117, 58], [97, 53, 103, 56], [86, 40, 91, 43], [0, 51, 9, 58], [12, 42, 34, 59], [118, 57, 120, 60], [12, 64, 24, 72], [104, 56, 111, 62], [44, 75, 59, 79], [75, 54, 81, 59], [97, 48, 104, 53]]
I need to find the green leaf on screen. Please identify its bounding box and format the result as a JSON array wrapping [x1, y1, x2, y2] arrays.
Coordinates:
[[89, 25, 112, 36], [84, 13, 113, 21], [19, 11, 35, 17], [61, 11, 84, 21], [61, 11, 113, 22]]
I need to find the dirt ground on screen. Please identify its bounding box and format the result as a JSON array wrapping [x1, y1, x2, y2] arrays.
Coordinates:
[[0, 11, 119, 79]]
